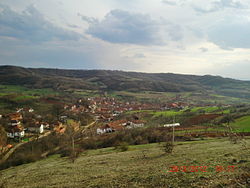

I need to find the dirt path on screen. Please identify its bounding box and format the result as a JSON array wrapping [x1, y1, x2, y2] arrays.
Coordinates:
[[0, 142, 24, 164], [0, 121, 96, 165], [81, 120, 96, 133], [0, 131, 51, 164]]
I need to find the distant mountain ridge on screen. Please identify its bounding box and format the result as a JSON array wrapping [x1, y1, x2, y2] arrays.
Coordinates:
[[1, 65, 250, 99]]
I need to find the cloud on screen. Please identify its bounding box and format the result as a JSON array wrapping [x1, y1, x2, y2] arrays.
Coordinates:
[[77, 13, 98, 24], [85, 9, 183, 45], [199, 47, 208, 52], [207, 19, 250, 49], [193, 0, 245, 13], [0, 4, 81, 42], [134, 53, 146, 58], [212, 60, 250, 80], [162, 0, 177, 6]]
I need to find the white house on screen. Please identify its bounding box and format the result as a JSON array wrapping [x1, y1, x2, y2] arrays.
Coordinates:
[[125, 121, 145, 129], [163, 123, 180, 127], [28, 123, 44, 134], [9, 120, 21, 126], [96, 125, 113, 134], [6, 127, 25, 138]]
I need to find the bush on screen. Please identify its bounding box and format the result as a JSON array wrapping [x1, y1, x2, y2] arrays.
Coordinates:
[[162, 142, 174, 154], [115, 142, 129, 152]]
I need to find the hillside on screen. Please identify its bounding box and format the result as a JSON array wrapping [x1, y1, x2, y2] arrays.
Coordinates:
[[1, 138, 249, 188], [1, 65, 250, 99]]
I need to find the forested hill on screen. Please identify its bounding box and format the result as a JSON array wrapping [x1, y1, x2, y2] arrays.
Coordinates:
[[1, 65, 250, 99]]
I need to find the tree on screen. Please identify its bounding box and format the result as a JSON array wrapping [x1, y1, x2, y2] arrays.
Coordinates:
[[50, 104, 65, 121], [61, 123, 81, 162], [0, 126, 7, 153]]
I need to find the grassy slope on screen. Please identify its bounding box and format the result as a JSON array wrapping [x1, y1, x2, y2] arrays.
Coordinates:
[[230, 116, 250, 132], [0, 85, 58, 96], [2, 66, 250, 103], [1, 138, 249, 188]]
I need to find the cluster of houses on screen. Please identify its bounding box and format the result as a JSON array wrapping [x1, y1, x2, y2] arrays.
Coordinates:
[[85, 97, 160, 121], [2, 108, 60, 140], [5, 113, 25, 139], [96, 119, 145, 134], [1, 97, 193, 140], [4, 112, 47, 139], [62, 97, 190, 135]]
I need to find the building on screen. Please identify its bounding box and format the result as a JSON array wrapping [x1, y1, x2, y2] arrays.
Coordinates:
[[28, 122, 44, 134], [6, 126, 25, 138], [97, 123, 124, 135], [124, 120, 145, 129]]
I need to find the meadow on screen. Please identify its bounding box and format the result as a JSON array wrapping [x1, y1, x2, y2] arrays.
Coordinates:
[[1, 137, 249, 188], [230, 115, 250, 132]]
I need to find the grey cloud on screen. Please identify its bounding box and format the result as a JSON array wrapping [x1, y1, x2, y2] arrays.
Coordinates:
[[0, 4, 81, 42], [77, 13, 98, 24], [162, 0, 177, 6], [134, 53, 146, 58], [207, 20, 250, 49], [85, 9, 183, 45], [193, 0, 245, 13], [199, 47, 208, 52], [67, 24, 80, 28], [0, 36, 99, 69]]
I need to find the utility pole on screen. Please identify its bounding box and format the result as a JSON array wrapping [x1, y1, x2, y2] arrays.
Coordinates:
[[172, 116, 176, 145]]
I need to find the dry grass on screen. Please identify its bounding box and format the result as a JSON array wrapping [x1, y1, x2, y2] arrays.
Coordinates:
[[0, 137, 249, 188]]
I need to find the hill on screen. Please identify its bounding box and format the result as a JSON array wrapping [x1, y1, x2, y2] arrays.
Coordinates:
[[1, 138, 249, 187], [1, 65, 250, 100]]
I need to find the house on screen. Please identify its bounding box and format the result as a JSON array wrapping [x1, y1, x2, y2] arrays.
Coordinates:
[[6, 125, 25, 138], [28, 108, 34, 113], [28, 122, 44, 134], [125, 120, 145, 129], [8, 113, 23, 121], [163, 123, 180, 127], [53, 122, 66, 134], [9, 119, 21, 126], [7, 113, 22, 126], [96, 122, 124, 135], [97, 124, 114, 134]]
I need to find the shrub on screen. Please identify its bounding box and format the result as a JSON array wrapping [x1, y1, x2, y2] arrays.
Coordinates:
[[162, 142, 174, 154], [115, 142, 129, 152]]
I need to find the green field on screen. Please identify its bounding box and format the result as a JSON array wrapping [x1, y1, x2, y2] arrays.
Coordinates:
[[0, 85, 58, 96], [190, 106, 219, 113], [230, 115, 250, 132], [151, 110, 183, 117], [1, 138, 249, 188]]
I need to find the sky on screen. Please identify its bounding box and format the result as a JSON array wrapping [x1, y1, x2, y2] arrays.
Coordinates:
[[0, 0, 250, 80]]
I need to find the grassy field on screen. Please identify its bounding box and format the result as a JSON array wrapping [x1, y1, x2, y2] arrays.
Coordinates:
[[230, 115, 250, 132], [190, 106, 219, 113], [1, 138, 249, 188], [151, 110, 183, 117]]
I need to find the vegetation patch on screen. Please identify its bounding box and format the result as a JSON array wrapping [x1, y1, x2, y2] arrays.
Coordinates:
[[230, 115, 250, 132]]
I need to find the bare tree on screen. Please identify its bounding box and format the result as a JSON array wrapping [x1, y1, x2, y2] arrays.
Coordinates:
[[0, 126, 7, 153]]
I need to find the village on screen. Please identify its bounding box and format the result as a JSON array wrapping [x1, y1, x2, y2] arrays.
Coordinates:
[[0, 96, 192, 154]]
